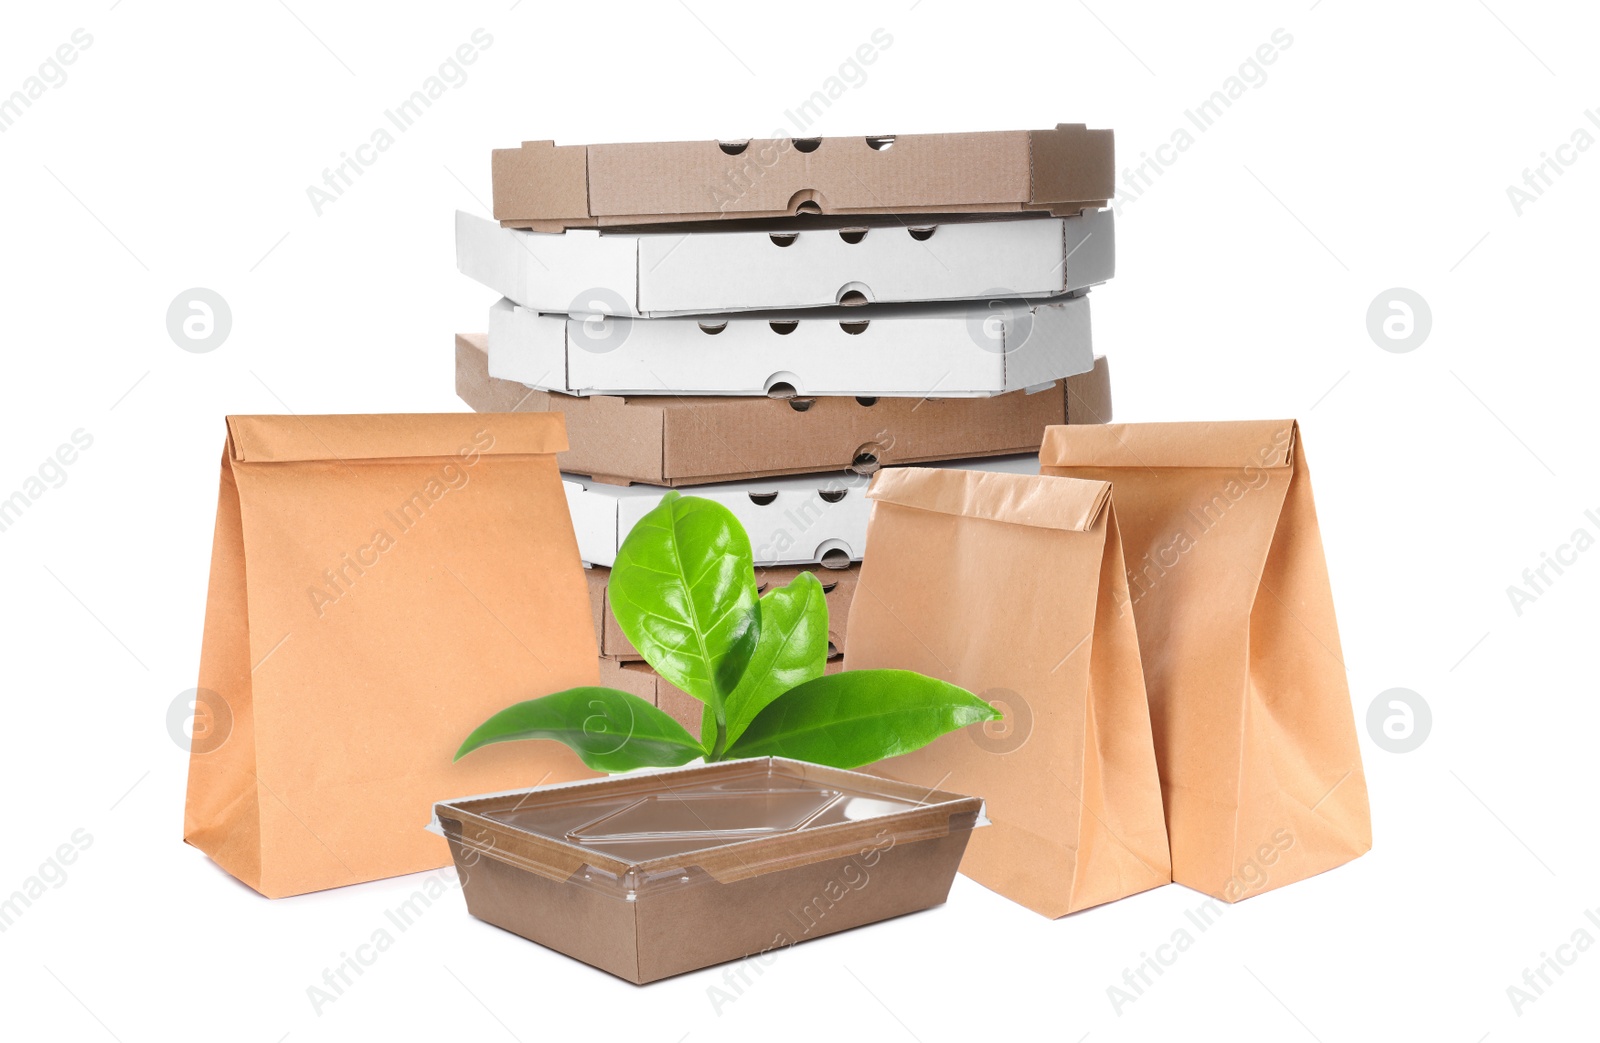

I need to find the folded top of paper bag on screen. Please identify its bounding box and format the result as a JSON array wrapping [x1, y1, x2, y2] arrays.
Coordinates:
[[225, 413, 569, 463], [1039, 419, 1297, 470], [866, 465, 1110, 533]]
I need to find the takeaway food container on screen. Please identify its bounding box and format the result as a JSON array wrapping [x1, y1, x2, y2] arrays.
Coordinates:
[[432, 757, 985, 983]]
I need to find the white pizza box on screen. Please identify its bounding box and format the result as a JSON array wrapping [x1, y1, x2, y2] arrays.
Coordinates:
[[565, 454, 1040, 568], [487, 293, 1093, 399], [456, 208, 1113, 316]]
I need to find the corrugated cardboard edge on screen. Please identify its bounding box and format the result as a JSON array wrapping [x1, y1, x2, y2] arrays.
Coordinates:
[[1028, 124, 1117, 216], [1065, 355, 1112, 424], [491, 139, 593, 228], [578, 200, 1111, 231], [457, 332, 536, 412], [867, 467, 1110, 533]]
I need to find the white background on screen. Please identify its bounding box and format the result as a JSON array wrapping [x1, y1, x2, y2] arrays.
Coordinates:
[[2, 1, 1596, 1039]]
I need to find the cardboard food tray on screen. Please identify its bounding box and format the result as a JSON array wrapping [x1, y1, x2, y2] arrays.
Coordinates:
[[457, 209, 1114, 316], [433, 759, 983, 983], [491, 124, 1114, 230], [564, 453, 1041, 568], [487, 293, 1093, 398], [587, 563, 857, 662], [456, 332, 1111, 486]]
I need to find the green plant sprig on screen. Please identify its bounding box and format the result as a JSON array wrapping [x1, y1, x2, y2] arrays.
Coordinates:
[[456, 491, 999, 772]]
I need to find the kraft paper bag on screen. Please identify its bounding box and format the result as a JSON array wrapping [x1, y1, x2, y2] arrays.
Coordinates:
[[1039, 420, 1371, 901], [844, 466, 1171, 917], [184, 414, 600, 898]]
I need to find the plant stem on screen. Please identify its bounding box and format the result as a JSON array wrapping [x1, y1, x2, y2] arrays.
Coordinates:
[[709, 711, 728, 761]]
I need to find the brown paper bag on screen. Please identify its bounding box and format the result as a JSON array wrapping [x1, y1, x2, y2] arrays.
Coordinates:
[[844, 466, 1171, 917], [184, 414, 600, 898], [1039, 420, 1371, 901]]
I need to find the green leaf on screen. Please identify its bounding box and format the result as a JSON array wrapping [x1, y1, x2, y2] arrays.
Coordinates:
[[455, 687, 705, 773], [608, 492, 761, 755], [722, 670, 1000, 769], [718, 571, 830, 751]]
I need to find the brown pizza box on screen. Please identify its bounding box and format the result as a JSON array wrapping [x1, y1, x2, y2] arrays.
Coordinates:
[[492, 125, 1114, 231], [455, 333, 1111, 485]]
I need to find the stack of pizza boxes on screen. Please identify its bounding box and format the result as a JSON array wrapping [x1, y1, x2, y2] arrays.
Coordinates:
[[454, 125, 1117, 730]]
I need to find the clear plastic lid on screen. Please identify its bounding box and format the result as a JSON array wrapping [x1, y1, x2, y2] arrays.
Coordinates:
[[432, 758, 984, 899]]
